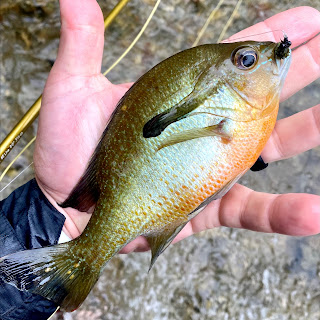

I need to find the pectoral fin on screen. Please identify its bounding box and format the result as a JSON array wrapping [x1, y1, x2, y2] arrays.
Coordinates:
[[143, 66, 215, 138], [157, 119, 232, 150], [146, 222, 188, 271], [143, 95, 199, 138]]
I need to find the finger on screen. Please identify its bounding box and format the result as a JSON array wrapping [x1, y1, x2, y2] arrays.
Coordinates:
[[120, 236, 150, 254], [186, 184, 320, 238], [261, 104, 320, 163], [282, 26, 320, 101], [52, 0, 105, 76], [227, 6, 320, 101], [228, 7, 320, 49]]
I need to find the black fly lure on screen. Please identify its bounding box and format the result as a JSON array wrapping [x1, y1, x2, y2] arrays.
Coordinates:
[[275, 35, 291, 59]]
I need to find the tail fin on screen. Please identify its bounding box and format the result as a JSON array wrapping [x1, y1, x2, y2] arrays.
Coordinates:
[[0, 242, 100, 312]]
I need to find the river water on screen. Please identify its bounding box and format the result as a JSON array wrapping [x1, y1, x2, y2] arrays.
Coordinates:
[[1, 0, 320, 319]]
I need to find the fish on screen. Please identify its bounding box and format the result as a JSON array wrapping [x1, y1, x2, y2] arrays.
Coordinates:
[[0, 37, 291, 312]]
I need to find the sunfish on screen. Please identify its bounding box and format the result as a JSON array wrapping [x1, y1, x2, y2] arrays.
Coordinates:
[[0, 38, 291, 312]]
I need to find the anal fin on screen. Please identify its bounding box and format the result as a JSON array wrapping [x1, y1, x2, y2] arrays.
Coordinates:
[[59, 127, 108, 211], [146, 222, 188, 271], [145, 170, 247, 271]]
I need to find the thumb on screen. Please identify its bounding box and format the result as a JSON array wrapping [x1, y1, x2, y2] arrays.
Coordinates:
[[52, 0, 105, 76]]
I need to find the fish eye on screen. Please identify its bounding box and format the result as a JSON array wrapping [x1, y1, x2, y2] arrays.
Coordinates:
[[232, 47, 258, 70]]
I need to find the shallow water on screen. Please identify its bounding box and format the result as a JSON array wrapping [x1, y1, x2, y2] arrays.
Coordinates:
[[1, 0, 320, 319]]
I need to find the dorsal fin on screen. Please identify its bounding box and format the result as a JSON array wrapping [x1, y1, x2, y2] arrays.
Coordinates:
[[145, 169, 248, 270], [59, 125, 111, 212], [59, 154, 100, 212]]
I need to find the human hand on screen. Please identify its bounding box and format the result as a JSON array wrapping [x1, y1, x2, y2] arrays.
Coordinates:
[[34, 0, 132, 238], [33, 1, 320, 247]]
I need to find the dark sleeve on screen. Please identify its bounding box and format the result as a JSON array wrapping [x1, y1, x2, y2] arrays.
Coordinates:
[[0, 179, 66, 320], [250, 156, 268, 172]]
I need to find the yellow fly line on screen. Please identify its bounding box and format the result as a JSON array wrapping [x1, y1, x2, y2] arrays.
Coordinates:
[[103, 0, 162, 76], [47, 306, 60, 320], [217, 0, 243, 43], [192, 0, 243, 46], [192, 0, 225, 47], [0, 136, 36, 183]]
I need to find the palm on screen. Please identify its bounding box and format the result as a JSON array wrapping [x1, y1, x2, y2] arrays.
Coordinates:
[[34, 0, 320, 247], [34, 73, 128, 202]]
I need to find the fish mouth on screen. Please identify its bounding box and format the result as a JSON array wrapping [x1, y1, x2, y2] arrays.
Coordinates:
[[273, 36, 292, 79], [260, 47, 291, 117], [275, 48, 291, 82], [247, 40, 292, 118]]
